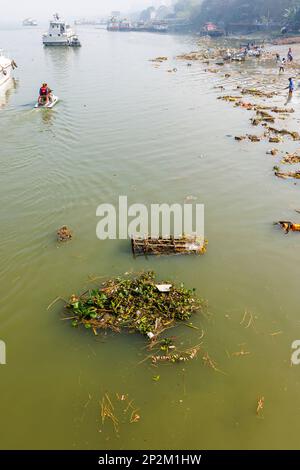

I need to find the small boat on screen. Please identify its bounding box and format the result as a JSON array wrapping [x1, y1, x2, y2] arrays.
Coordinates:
[[23, 18, 38, 27], [43, 13, 81, 46], [0, 50, 17, 88], [69, 36, 81, 47], [35, 95, 59, 108], [119, 19, 131, 31], [201, 22, 224, 37], [107, 17, 121, 31]]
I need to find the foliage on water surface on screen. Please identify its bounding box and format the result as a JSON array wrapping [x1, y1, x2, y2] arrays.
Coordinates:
[[66, 271, 204, 340]]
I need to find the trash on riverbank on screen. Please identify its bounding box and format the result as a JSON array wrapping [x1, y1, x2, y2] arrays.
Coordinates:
[[235, 134, 262, 142], [57, 226, 72, 242], [269, 136, 282, 143], [218, 95, 242, 102], [277, 221, 300, 233], [252, 115, 275, 126], [281, 152, 300, 164], [241, 88, 276, 98], [267, 148, 278, 156], [65, 271, 204, 340], [271, 107, 294, 114], [131, 235, 207, 257], [274, 168, 300, 179], [150, 56, 168, 63], [268, 126, 300, 141]]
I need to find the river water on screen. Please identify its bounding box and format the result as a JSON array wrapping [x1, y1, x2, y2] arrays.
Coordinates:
[[1, 24, 300, 450]]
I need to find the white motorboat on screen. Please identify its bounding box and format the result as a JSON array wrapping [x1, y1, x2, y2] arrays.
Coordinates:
[[0, 50, 17, 88], [43, 13, 81, 47], [23, 18, 38, 27], [35, 95, 59, 109]]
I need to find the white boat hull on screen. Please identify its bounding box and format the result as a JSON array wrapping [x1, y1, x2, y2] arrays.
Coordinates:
[[0, 55, 13, 88], [43, 37, 81, 47], [43, 15, 81, 47], [35, 95, 59, 109], [0, 70, 11, 87]]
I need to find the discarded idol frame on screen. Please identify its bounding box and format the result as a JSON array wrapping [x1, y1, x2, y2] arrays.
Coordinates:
[[131, 235, 208, 256]]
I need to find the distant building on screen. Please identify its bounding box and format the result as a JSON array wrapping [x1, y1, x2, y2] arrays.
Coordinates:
[[111, 11, 121, 18]]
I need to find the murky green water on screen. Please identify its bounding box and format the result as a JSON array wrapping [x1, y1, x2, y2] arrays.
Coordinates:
[[1, 25, 300, 450]]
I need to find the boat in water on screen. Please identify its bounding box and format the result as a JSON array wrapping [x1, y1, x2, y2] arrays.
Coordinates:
[[35, 95, 59, 109], [107, 17, 131, 31], [23, 18, 38, 27], [43, 14, 81, 47], [201, 22, 225, 37], [0, 49, 17, 88]]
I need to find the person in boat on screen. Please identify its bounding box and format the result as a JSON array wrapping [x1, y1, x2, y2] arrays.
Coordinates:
[[38, 83, 52, 105]]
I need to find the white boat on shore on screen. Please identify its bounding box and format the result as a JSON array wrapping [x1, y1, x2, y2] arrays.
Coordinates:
[[0, 50, 17, 88], [23, 18, 38, 27], [43, 13, 81, 47]]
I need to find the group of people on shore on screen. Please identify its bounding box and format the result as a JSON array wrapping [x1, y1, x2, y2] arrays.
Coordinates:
[[275, 48, 295, 101], [277, 48, 293, 73]]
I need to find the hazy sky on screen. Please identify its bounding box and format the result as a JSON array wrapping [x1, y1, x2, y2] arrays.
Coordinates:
[[3, 0, 172, 21]]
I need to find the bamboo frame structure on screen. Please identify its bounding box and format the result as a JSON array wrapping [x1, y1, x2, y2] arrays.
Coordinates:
[[131, 235, 207, 256]]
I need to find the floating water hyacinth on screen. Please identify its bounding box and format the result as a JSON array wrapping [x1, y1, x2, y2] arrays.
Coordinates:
[[65, 271, 204, 340]]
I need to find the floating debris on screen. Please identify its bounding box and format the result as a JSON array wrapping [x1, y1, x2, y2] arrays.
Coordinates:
[[131, 235, 207, 257], [266, 148, 278, 156], [277, 221, 300, 233], [66, 271, 204, 340], [100, 393, 140, 435], [151, 344, 201, 364], [152, 375, 160, 381], [256, 396, 265, 416], [57, 226, 72, 242], [150, 56, 168, 63], [232, 349, 250, 357]]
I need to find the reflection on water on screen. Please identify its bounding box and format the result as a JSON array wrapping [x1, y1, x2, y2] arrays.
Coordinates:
[[0, 77, 17, 108], [1, 26, 300, 450], [38, 107, 55, 125]]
